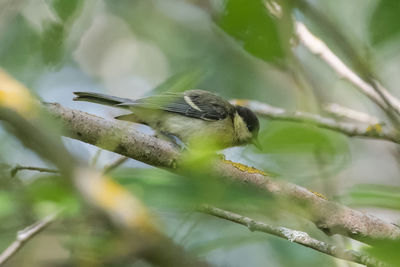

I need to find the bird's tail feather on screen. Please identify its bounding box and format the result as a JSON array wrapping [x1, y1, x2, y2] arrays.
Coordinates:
[[73, 92, 133, 109]]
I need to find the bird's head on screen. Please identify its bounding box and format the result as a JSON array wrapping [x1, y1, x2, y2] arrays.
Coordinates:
[[234, 105, 261, 149]]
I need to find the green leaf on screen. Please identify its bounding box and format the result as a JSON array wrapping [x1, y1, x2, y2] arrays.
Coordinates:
[[217, 0, 284, 62], [112, 168, 273, 209], [51, 0, 82, 22], [0, 192, 17, 218], [41, 22, 65, 66], [341, 184, 400, 210], [369, 0, 400, 45], [258, 122, 350, 177], [0, 15, 42, 80], [365, 240, 400, 266], [260, 122, 347, 154], [25, 177, 80, 216]]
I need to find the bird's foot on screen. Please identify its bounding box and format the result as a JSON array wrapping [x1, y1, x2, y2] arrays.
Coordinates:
[[159, 131, 188, 152]]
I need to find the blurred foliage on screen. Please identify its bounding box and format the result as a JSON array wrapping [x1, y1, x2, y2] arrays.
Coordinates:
[[0, 191, 18, 219], [0, 0, 83, 80], [41, 22, 65, 66], [24, 176, 81, 216], [112, 167, 275, 211], [257, 121, 350, 178], [341, 184, 400, 210], [50, 0, 83, 22], [44, 0, 84, 67], [104, 0, 288, 103], [365, 240, 400, 267], [0, 16, 42, 81], [369, 0, 400, 46], [216, 0, 286, 63]]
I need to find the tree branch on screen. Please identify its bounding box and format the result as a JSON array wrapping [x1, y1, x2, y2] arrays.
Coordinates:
[[323, 103, 380, 124], [45, 103, 400, 245], [231, 99, 400, 144], [295, 21, 400, 118], [0, 212, 57, 266], [10, 165, 59, 177], [199, 205, 386, 267]]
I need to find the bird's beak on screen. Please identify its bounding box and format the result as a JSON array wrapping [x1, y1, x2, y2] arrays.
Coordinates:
[[252, 138, 263, 151]]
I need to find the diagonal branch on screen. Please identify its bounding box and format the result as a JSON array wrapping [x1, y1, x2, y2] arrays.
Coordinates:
[[199, 205, 386, 267], [45, 103, 400, 245], [0, 212, 58, 266], [231, 99, 400, 144], [323, 103, 380, 125], [295, 21, 400, 119]]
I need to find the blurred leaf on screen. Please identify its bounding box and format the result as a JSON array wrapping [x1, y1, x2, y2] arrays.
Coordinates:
[[150, 67, 207, 95], [112, 168, 274, 210], [51, 0, 82, 22], [0, 15, 42, 80], [260, 122, 348, 155], [192, 234, 266, 254], [0, 163, 10, 172], [258, 122, 350, 177], [369, 0, 400, 45], [0, 69, 38, 117], [25, 177, 80, 215], [27, 177, 68, 202], [114, 168, 214, 209], [0, 192, 17, 218], [41, 22, 65, 66], [217, 0, 285, 62], [365, 240, 400, 266], [341, 184, 400, 210]]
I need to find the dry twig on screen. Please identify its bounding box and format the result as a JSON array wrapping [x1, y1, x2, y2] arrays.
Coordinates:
[[10, 165, 58, 177], [200, 205, 386, 267], [295, 21, 400, 118], [0, 213, 57, 266], [323, 103, 380, 124]]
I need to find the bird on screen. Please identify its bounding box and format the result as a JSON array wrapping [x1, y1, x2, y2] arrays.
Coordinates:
[[73, 90, 260, 150]]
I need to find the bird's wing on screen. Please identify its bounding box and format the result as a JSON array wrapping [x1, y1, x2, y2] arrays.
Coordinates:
[[118, 90, 233, 121]]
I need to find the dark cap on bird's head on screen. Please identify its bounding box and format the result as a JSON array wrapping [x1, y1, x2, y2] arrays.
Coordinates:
[[235, 105, 261, 149]]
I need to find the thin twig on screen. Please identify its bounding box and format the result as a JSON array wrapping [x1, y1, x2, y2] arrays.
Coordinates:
[[0, 212, 58, 266], [103, 156, 129, 174], [199, 205, 385, 267], [90, 148, 103, 167], [231, 99, 400, 144], [323, 103, 380, 124], [295, 21, 400, 118], [10, 165, 59, 177]]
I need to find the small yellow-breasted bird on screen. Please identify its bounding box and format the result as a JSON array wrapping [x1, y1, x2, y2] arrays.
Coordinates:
[[73, 90, 260, 149]]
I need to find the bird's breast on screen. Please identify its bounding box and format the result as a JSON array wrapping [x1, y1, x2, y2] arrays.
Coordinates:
[[155, 114, 236, 148]]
